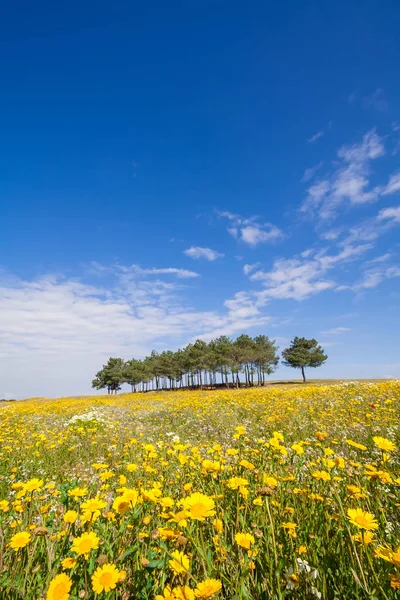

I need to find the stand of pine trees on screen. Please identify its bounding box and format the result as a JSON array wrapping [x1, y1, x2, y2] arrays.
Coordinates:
[[92, 334, 279, 393]]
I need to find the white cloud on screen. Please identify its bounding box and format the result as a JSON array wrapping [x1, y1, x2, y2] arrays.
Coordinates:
[[362, 88, 388, 112], [120, 265, 200, 279], [302, 129, 385, 219], [307, 130, 324, 143], [247, 243, 372, 300], [243, 263, 260, 276], [90, 262, 200, 279], [366, 253, 392, 265], [320, 327, 351, 334], [355, 265, 400, 290], [341, 205, 400, 247], [378, 206, 400, 223], [0, 267, 271, 398], [224, 291, 264, 320], [219, 211, 284, 247], [320, 228, 343, 241], [302, 161, 324, 182], [183, 246, 224, 261], [241, 224, 283, 246], [382, 172, 400, 196]]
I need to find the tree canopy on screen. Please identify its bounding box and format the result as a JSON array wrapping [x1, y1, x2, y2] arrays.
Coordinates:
[[92, 334, 279, 393], [281, 337, 328, 383]]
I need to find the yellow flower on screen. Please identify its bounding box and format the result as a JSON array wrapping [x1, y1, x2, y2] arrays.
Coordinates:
[[99, 470, 114, 481], [235, 532, 255, 550], [334, 457, 346, 469], [346, 440, 367, 451], [181, 493, 215, 521], [312, 470, 331, 481], [63, 510, 78, 524], [347, 508, 378, 531], [234, 426, 246, 437], [9, 531, 31, 550], [298, 545, 307, 555], [194, 579, 222, 598], [160, 496, 175, 508], [120, 488, 139, 505], [391, 576, 400, 591], [24, 478, 44, 493], [61, 557, 77, 569], [156, 587, 175, 600], [112, 496, 131, 515], [0, 500, 10, 512], [352, 531, 375, 545], [92, 563, 122, 593], [227, 477, 249, 490], [373, 436, 396, 452], [262, 475, 278, 488], [213, 518, 223, 533], [46, 573, 72, 600], [169, 550, 190, 575], [392, 549, 400, 569], [172, 586, 195, 600], [375, 545, 400, 568], [80, 496, 107, 514], [292, 443, 304, 455], [239, 459, 255, 470], [71, 531, 100, 558], [68, 487, 87, 499], [375, 545, 395, 562]]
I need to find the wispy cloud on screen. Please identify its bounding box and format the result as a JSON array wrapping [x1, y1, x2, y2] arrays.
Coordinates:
[[365, 253, 392, 265], [183, 246, 224, 261], [354, 265, 400, 290], [320, 327, 351, 334], [246, 243, 372, 300], [0, 268, 271, 398], [340, 205, 400, 246], [219, 211, 284, 247], [302, 129, 385, 220], [90, 262, 200, 279], [362, 88, 388, 112], [307, 130, 324, 143], [302, 161, 324, 182], [381, 172, 400, 196], [243, 263, 260, 276], [377, 206, 400, 223]]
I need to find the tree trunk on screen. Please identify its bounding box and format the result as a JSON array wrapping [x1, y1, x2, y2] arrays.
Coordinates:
[[224, 369, 229, 388], [301, 366, 306, 383]]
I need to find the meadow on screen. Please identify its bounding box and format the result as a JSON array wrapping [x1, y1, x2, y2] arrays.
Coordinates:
[[0, 381, 399, 599]]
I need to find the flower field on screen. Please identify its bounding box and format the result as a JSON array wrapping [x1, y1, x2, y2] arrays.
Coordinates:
[[0, 381, 399, 599]]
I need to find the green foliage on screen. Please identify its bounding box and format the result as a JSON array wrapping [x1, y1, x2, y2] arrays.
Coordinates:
[[282, 337, 328, 382], [92, 334, 280, 392], [92, 357, 125, 393]]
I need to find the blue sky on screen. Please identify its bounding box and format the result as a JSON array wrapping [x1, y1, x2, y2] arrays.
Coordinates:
[[1, 0, 400, 398]]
